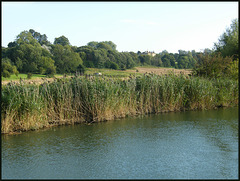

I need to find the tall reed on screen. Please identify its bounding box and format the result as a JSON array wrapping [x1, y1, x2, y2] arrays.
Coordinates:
[[1, 74, 238, 134]]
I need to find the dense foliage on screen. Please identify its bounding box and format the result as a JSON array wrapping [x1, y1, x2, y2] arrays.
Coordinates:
[[192, 53, 238, 80], [1, 32, 204, 78], [214, 19, 239, 59], [1, 19, 238, 79], [1, 58, 19, 78], [193, 19, 238, 80]]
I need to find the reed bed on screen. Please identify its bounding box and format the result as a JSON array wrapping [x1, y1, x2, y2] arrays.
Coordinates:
[[1, 73, 238, 134]]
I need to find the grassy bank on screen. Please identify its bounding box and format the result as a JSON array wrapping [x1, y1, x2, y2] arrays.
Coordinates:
[[1, 73, 238, 134], [1, 73, 46, 81], [1, 73, 64, 82]]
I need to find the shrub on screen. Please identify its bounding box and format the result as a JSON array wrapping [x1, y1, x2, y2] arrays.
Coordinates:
[[1, 58, 19, 78], [2, 70, 11, 78], [110, 62, 119, 70], [77, 63, 86, 75], [192, 53, 237, 79], [27, 73, 32, 79]]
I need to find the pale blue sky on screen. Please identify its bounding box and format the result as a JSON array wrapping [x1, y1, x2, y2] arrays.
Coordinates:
[[2, 1, 238, 53]]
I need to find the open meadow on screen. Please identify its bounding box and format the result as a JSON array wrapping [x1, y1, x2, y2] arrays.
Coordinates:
[[1, 67, 192, 85]]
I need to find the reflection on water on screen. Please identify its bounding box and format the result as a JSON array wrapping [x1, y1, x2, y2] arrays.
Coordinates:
[[2, 107, 238, 179]]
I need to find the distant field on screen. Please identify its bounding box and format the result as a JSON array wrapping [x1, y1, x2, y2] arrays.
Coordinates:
[[85, 68, 141, 77], [1, 74, 64, 85], [1, 67, 192, 85], [1, 74, 45, 81], [85, 67, 191, 76], [126, 67, 192, 75]]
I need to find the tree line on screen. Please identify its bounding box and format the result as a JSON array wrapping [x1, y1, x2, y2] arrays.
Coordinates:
[[192, 19, 238, 80], [1, 19, 238, 80]]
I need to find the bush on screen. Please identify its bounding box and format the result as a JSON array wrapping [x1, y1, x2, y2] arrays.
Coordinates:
[[77, 63, 86, 75], [2, 70, 11, 78], [227, 59, 239, 80], [1, 58, 19, 78], [46, 74, 55, 78], [27, 73, 33, 79], [13, 66, 19, 77], [192, 53, 236, 79], [110, 62, 119, 70]]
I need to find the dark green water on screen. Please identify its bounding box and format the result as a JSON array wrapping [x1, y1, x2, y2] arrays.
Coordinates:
[[1, 107, 238, 179]]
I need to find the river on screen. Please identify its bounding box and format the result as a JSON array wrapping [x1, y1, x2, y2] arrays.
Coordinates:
[[1, 107, 238, 179]]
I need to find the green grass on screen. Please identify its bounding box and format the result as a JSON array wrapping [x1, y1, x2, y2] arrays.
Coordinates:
[[1, 74, 64, 81], [85, 68, 141, 78], [1, 66, 189, 82], [137, 65, 192, 71], [1, 74, 45, 81]]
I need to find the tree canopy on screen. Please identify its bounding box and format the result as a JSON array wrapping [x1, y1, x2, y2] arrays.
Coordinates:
[[52, 44, 83, 73], [54, 35, 71, 46], [192, 19, 238, 80], [214, 18, 238, 59], [2, 20, 238, 79]]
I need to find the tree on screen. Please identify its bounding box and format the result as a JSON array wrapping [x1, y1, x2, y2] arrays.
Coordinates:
[[7, 42, 17, 48], [39, 56, 56, 75], [160, 50, 169, 56], [54, 35, 70, 46], [227, 58, 239, 80], [129, 52, 139, 63], [192, 53, 235, 79], [188, 57, 197, 68], [162, 54, 175, 67], [93, 49, 109, 68], [29, 29, 51, 45], [79, 51, 87, 61], [1, 47, 8, 58], [110, 61, 119, 70], [8, 30, 44, 73], [87, 41, 98, 48], [169, 53, 176, 67], [178, 50, 188, 56], [124, 52, 136, 69], [139, 54, 151, 65], [203, 48, 213, 55], [102, 41, 117, 51], [151, 54, 163, 67], [7, 30, 55, 74], [16, 30, 39, 46], [161, 55, 171, 67], [1, 58, 19, 78], [96, 42, 112, 50], [77, 46, 95, 68], [214, 19, 238, 59], [4, 34, 54, 73], [12, 43, 42, 73], [177, 56, 189, 69], [51, 44, 83, 73], [107, 49, 120, 63], [76, 63, 86, 75], [87, 41, 117, 51]]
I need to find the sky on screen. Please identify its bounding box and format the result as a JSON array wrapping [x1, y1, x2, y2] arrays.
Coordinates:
[[1, 1, 238, 53]]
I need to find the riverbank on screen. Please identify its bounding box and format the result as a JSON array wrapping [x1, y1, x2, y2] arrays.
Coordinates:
[[1, 73, 238, 134]]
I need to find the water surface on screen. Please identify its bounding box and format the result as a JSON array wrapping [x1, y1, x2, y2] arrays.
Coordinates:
[[2, 107, 238, 179]]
